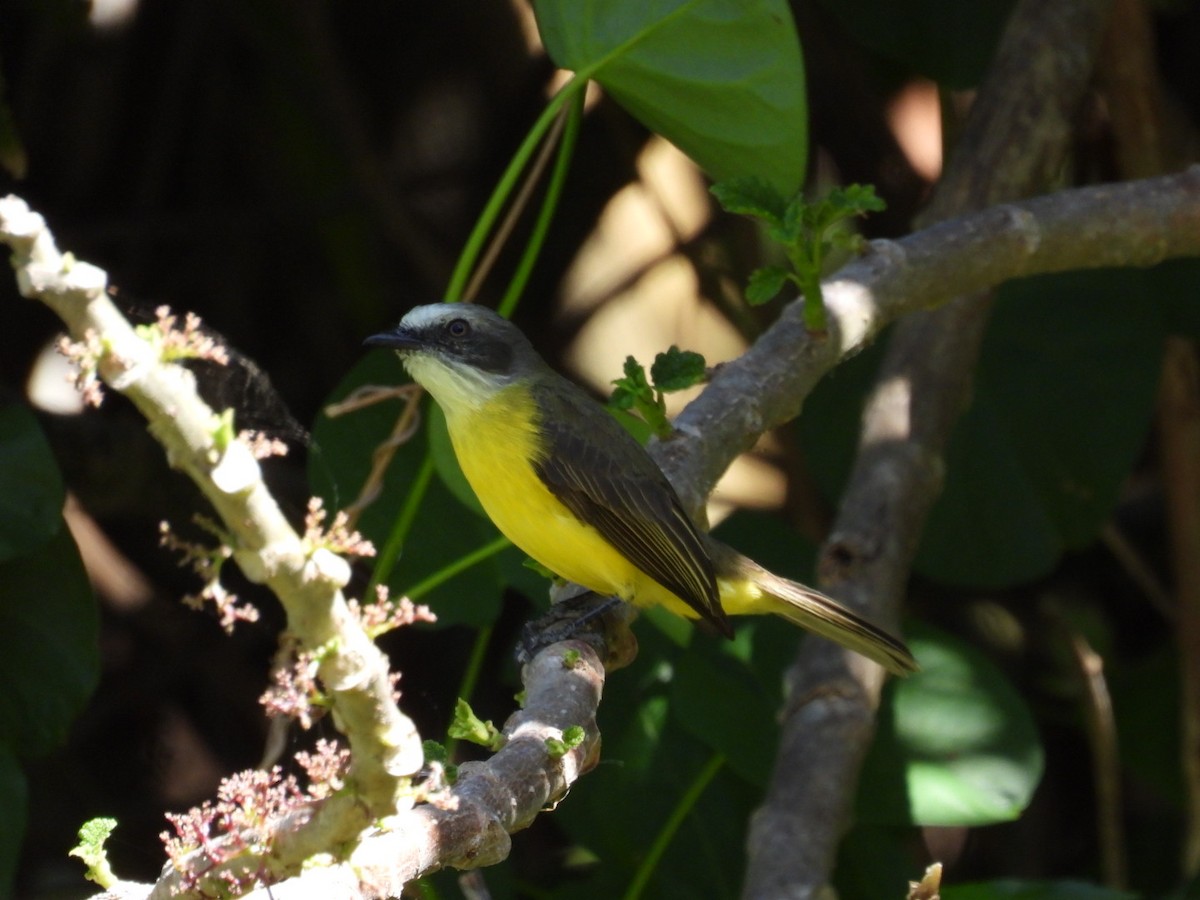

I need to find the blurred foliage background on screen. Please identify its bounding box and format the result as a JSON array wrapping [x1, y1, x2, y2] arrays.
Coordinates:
[[2, 0, 1200, 898]]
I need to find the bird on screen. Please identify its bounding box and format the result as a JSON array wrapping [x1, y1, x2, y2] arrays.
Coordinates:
[[365, 303, 917, 675]]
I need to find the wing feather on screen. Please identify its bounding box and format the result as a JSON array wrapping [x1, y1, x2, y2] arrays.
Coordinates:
[[530, 382, 727, 632]]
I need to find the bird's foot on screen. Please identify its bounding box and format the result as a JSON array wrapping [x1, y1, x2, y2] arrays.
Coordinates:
[[516, 591, 638, 671]]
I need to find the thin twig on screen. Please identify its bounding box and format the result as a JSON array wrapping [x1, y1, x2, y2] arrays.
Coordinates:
[[1099, 521, 1174, 621], [1158, 338, 1200, 878], [324, 382, 425, 528], [463, 102, 570, 303], [1064, 618, 1127, 888]]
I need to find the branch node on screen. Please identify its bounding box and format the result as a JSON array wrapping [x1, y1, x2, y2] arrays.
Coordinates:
[[211, 438, 262, 495]]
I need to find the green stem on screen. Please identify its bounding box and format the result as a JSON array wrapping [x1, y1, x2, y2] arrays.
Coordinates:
[[405, 534, 511, 600], [497, 85, 586, 318], [621, 752, 726, 900], [444, 74, 586, 303], [797, 267, 826, 333], [445, 0, 701, 303], [367, 454, 435, 593]]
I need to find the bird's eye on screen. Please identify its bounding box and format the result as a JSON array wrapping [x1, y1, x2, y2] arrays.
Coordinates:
[[447, 318, 470, 338]]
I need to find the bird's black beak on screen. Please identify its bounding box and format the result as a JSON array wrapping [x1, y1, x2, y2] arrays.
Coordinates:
[[364, 327, 422, 351]]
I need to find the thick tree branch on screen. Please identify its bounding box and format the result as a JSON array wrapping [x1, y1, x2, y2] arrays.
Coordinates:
[[735, 0, 1118, 896], [94, 639, 604, 900], [658, 167, 1200, 510]]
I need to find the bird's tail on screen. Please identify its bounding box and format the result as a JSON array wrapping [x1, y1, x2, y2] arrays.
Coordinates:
[[711, 543, 919, 676]]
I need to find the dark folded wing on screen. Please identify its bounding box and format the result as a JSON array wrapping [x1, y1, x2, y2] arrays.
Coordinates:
[[530, 381, 727, 634]]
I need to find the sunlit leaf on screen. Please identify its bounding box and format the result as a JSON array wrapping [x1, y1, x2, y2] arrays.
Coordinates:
[[858, 625, 1043, 826], [534, 0, 807, 194]]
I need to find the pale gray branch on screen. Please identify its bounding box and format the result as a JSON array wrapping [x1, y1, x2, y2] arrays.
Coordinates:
[[0, 195, 417, 893], [100, 639, 605, 900], [732, 0, 1122, 896], [658, 167, 1200, 512]]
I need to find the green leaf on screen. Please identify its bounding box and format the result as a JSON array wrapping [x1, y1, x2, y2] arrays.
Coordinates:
[[546, 725, 585, 758], [0, 411, 95, 898], [745, 265, 791, 306], [915, 270, 1164, 587], [650, 346, 706, 392], [916, 396, 1064, 586], [829, 183, 887, 215], [857, 624, 1043, 826], [1152, 257, 1200, 339], [69, 817, 119, 889], [447, 698, 503, 750], [563, 724, 585, 745], [421, 741, 458, 784], [0, 527, 98, 759], [815, 0, 1017, 88], [534, 0, 808, 195], [0, 403, 66, 562], [422, 740, 450, 765], [710, 176, 787, 223], [670, 643, 777, 786], [610, 355, 653, 412], [942, 881, 1137, 900], [769, 197, 807, 245], [610, 355, 672, 438]]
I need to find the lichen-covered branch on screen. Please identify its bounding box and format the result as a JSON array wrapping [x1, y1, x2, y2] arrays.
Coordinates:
[[97, 638, 604, 900], [0, 195, 420, 888]]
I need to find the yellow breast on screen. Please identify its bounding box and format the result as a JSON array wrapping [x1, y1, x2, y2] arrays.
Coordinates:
[[443, 385, 650, 604]]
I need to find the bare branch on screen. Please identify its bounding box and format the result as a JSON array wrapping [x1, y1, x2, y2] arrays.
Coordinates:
[[657, 167, 1200, 512], [2, 193, 616, 899], [735, 0, 1121, 896]]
